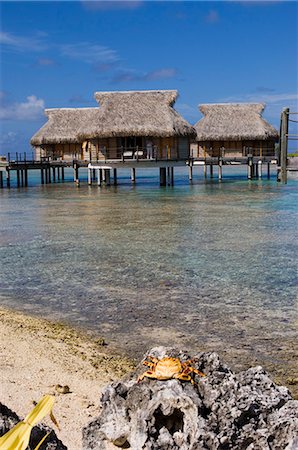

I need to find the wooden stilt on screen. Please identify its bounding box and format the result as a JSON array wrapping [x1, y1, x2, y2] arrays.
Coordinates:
[[258, 160, 262, 178], [102, 169, 106, 183], [17, 170, 20, 187], [218, 158, 223, 180], [267, 162, 270, 179], [247, 157, 253, 179], [52, 167, 56, 182], [61, 167, 65, 181], [131, 168, 136, 183], [160, 167, 166, 186], [113, 168, 118, 185], [48, 167, 52, 183], [279, 107, 289, 183], [41, 169, 44, 184], [171, 167, 174, 185], [0, 171, 3, 188], [6, 169, 10, 188], [24, 169, 28, 186], [92, 169, 96, 181], [57, 167, 60, 180], [106, 169, 111, 186], [88, 168, 92, 185], [189, 165, 193, 181], [167, 167, 171, 186], [21, 170, 24, 186], [204, 163, 207, 178], [210, 164, 213, 178]]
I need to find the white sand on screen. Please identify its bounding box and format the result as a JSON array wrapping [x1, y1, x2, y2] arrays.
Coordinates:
[[0, 307, 134, 449]]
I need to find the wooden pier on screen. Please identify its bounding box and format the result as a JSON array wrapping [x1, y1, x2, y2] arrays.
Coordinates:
[[0, 152, 295, 190], [0, 155, 281, 189], [0, 154, 75, 188]]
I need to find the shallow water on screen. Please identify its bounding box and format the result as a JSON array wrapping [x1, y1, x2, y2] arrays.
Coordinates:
[[0, 166, 297, 377]]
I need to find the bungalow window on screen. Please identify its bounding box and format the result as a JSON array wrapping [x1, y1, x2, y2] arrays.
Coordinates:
[[118, 136, 144, 158]]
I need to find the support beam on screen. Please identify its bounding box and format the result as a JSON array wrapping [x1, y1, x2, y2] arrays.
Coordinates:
[[105, 169, 111, 186], [113, 168, 118, 185], [160, 167, 166, 186], [167, 167, 171, 186], [6, 169, 10, 188], [204, 163, 207, 178], [24, 169, 28, 187], [170, 167, 174, 185], [218, 158, 223, 180], [61, 167, 65, 181], [279, 107, 289, 183], [267, 162, 270, 179], [131, 168, 136, 183], [41, 169, 44, 184], [188, 165, 193, 181], [247, 157, 253, 179], [210, 164, 213, 178], [73, 163, 79, 185], [97, 168, 101, 186], [0, 171, 3, 188], [17, 170, 20, 187], [88, 168, 92, 185], [257, 160, 262, 178]]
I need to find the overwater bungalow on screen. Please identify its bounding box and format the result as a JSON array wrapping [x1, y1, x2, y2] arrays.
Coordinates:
[[193, 103, 279, 159], [31, 90, 196, 162]]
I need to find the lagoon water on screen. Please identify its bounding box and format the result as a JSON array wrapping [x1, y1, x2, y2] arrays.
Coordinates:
[[0, 166, 297, 376]]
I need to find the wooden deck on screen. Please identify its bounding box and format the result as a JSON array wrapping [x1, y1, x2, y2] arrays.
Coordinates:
[[0, 154, 293, 188]]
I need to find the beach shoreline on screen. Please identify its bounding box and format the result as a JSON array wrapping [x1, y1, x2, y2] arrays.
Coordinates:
[[0, 306, 135, 449], [1, 306, 297, 449]]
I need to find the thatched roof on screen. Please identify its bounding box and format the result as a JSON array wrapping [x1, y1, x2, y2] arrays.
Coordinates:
[[31, 90, 196, 145], [195, 103, 279, 141], [31, 108, 98, 145]]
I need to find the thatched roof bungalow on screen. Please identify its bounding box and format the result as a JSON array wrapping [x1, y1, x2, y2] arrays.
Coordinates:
[[194, 103, 279, 158], [31, 90, 196, 161]]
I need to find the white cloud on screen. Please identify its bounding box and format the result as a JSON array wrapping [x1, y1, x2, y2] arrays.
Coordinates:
[[112, 67, 178, 83], [0, 31, 47, 52], [219, 91, 298, 127], [220, 92, 298, 105], [0, 96, 45, 120], [61, 42, 119, 64], [0, 131, 18, 146]]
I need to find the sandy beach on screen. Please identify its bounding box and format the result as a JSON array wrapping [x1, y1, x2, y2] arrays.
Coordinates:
[[1, 306, 297, 449], [0, 307, 135, 449]]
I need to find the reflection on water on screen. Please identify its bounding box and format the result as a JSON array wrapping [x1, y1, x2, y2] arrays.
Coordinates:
[[0, 167, 297, 380]]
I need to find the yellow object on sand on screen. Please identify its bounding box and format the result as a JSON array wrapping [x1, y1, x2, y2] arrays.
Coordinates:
[[0, 395, 59, 450]]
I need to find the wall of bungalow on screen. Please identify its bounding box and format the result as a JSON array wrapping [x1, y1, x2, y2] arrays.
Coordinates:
[[35, 136, 191, 161], [193, 140, 277, 158]]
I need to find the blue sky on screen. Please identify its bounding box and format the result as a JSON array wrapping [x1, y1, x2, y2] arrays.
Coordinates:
[[0, 0, 297, 155]]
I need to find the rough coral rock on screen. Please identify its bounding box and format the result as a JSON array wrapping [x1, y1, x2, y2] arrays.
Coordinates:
[[0, 403, 67, 450], [82, 347, 298, 450]]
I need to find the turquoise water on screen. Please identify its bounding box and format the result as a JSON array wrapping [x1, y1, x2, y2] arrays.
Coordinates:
[[0, 166, 297, 373]]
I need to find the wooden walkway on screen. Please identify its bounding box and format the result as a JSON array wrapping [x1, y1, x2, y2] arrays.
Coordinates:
[[0, 154, 294, 189]]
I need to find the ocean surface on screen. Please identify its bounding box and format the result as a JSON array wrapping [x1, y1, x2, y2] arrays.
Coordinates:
[[0, 166, 297, 376]]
